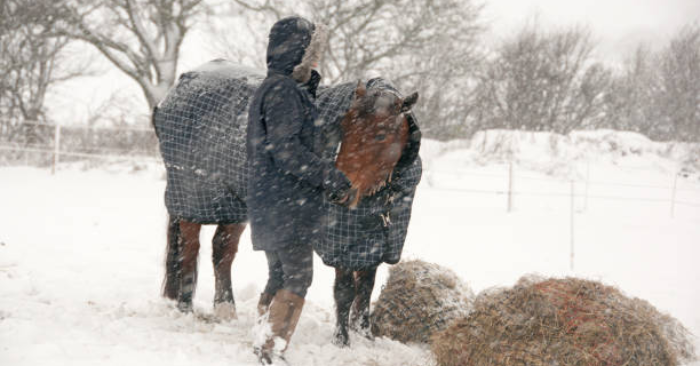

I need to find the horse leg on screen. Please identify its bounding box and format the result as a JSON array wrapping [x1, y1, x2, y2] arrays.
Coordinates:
[[177, 221, 201, 313], [350, 268, 378, 339], [162, 216, 182, 300], [333, 267, 355, 347], [212, 223, 245, 320]]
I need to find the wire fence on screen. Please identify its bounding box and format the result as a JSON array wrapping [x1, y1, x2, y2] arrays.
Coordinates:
[[2, 121, 699, 271], [2, 121, 698, 211], [429, 164, 700, 208], [0, 121, 161, 171], [425, 162, 700, 271]]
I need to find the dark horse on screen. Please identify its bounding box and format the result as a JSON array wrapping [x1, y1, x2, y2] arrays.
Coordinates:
[[154, 63, 418, 341]]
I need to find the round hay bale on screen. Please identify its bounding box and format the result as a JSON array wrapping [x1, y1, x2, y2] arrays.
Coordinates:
[[370, 259, 474, 343], [432, 275, 697, 366]]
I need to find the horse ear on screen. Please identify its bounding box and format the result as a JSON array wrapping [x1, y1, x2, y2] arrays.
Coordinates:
[[354, 80, 366, 100], [401, 92, 419, 112]]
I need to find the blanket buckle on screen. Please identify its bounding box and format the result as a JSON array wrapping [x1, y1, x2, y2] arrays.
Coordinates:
[[381, 212, 392, 227]]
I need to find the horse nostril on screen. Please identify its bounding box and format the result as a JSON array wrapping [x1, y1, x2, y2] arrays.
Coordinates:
[[375, 134, 386, 141]]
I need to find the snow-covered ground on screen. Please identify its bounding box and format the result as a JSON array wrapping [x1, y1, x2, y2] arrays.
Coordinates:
[[1, 130, 699, 365]]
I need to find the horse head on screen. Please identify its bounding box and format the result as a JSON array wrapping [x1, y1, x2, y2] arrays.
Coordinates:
[[335, 81, 419, 207]]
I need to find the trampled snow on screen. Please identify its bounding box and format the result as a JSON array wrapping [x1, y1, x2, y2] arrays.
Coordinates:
[[1, 130, 699, 365]]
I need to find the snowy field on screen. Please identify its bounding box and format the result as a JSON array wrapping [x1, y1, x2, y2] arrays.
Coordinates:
[[1, 131, 699, 366]]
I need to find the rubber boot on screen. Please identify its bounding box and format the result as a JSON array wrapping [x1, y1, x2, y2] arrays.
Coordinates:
[[257, 289, 305, 365]]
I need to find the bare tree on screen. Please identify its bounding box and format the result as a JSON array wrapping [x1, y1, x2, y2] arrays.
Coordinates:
[[605, 25, 700, 142], [657, 24, 700, 141], [313, 0, 485, 140], [475, 24, 610, 134], [0, 0, 84, 145], [602, 45, 661, 135], [56, 0, 207, 110], [404, 3, 484, 139], [201, 0, 286, 69]]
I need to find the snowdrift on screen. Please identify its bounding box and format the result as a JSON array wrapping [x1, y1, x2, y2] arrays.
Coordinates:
[[421, 129, 700, 179]]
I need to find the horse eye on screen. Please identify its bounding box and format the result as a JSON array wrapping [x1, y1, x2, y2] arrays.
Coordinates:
[[375, 134, 387, 141]]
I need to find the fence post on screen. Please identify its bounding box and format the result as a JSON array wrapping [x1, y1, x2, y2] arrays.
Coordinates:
[[52, 124, 61, 175], [570, 180, 575, 271], [670, 169, 678, 218], [507, 162, 514, 213], [583, 161, 590, 212]]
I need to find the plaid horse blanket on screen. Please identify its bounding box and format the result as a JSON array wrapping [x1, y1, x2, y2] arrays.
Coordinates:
[[154, 59, 422, 269], [313, 80, 422, 270], [154, 60, 261, 224]]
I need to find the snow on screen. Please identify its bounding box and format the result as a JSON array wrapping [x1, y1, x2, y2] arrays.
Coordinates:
[[1, 130, 699, 365], [190, 60, 264, 84], [423, 129, 700, 179]]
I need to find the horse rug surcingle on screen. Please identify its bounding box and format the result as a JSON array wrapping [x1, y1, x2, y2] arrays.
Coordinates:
[[153, 59, 422, 269]]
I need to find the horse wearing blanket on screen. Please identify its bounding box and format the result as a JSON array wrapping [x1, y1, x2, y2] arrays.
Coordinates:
[[152, 59, 421, 345]]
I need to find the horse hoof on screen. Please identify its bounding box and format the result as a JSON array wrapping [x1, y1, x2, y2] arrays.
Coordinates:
[[214, 302, 238, 321], [177, 301, 193, 313], [350, 318, 374, 340], [332, 328, 350, 348]]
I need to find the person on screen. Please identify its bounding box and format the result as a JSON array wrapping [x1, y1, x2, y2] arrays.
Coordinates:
[[246, 16, 353, 364]]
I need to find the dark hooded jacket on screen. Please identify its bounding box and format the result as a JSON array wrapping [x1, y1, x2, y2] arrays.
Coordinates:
[[246, 16, 351, 251]]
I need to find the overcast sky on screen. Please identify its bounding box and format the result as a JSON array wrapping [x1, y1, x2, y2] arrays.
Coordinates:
[[483, 0, 700, 61]]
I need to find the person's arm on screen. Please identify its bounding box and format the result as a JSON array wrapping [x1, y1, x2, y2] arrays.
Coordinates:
[[262, 80, 351, 195]]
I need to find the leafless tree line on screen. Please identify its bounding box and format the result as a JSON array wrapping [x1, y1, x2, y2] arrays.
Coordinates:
[[1, 0, 698, 147], [605, 26, 700, 141], [472, 25, 609, 135], [0, 0, 82, 144], [464, 22, 699, 142]]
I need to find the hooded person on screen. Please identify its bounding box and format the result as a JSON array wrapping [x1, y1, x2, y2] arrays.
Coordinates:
[[246, 16, 353, 364]]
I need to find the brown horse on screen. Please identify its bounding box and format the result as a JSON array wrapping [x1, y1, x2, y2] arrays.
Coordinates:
[[159, 80, 419, 331], [331, 81, 418, 346]]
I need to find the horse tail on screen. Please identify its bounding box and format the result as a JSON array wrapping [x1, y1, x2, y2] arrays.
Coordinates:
[[162, 216, 181, 300]]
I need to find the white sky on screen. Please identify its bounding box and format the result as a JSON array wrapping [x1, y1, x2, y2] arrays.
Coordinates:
[[482, 0, 700, 60]]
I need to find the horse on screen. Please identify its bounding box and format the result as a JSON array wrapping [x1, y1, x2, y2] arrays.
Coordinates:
[[153, 61, 420, 339], [330, 81, 420, 346]]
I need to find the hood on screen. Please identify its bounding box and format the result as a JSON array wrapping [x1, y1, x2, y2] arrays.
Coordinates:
[[266, 16, 326, 83]]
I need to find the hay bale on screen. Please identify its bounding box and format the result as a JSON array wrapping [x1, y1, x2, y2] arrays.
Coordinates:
[[370, 259, 474, 343], [432, 275, 697, 366]]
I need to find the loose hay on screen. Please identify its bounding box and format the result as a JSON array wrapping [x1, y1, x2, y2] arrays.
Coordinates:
[[432, 275, 697, 366], [370, 259, 474, 343]]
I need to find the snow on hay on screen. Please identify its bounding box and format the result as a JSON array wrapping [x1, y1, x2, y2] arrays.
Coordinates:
[[371, 259, 474, 344], [431, 275, 697, 366]]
